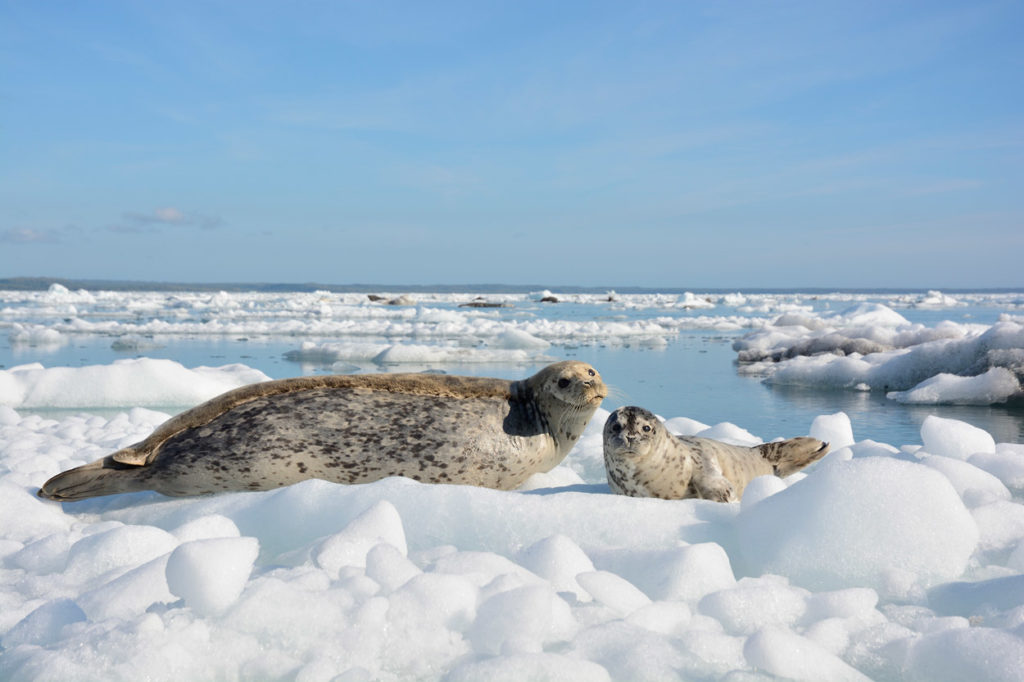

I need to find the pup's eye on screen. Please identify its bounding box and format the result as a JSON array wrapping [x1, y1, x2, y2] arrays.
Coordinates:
[[642, 425, 651, 432], [611, 423, 621, 433], [557, 378, 570, 389]]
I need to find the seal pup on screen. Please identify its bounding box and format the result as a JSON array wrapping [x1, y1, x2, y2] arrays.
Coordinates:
[[38, 361, 607, 501], [603, 406, 828, 502]]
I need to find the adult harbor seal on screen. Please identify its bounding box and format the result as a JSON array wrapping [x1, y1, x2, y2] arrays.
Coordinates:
[[603, 406, 828, 502], [38, 361, 607, 501]]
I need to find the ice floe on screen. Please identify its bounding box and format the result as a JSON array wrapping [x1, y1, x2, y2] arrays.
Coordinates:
[[1, 385, 1022, 679], [734, 304, 1024, 405]]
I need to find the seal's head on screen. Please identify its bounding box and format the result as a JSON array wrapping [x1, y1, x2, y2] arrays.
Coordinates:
[[526, 360, 607, 408], [604, 406, 664, 459]]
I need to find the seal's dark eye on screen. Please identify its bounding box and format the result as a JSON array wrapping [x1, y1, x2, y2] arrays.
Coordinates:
[[587, 369, 596, 377], [642, 425, 651, 432], [611, 423, 621, 433], [557, 378, 570, 389]]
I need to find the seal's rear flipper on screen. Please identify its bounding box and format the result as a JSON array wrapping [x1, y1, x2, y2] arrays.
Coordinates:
[[758, 438, 830, 477], [37, 456, 150, 502]]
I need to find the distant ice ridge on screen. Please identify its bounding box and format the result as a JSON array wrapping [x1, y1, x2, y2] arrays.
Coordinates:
[[10, 285, 1016, 347], [2, 399, 1024, 680], [2, 291, 769, 342], [734, 304, 1024, 405]]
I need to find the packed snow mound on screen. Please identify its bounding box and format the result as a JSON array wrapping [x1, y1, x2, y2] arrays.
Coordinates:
[[1, 403, 1021, 681], [735, 457, 978, 595], [0, 359, 270, 409]]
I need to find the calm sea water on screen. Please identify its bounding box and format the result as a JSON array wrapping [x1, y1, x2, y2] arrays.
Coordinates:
[[2, 289, 1022, 446]]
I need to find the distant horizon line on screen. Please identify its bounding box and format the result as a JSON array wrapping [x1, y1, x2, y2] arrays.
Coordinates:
[[1, 276, 1022, 296]]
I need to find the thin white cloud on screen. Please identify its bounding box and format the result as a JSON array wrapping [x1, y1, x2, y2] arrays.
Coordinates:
[[119, 207, 224, 231], [1, 228, 62, 244]]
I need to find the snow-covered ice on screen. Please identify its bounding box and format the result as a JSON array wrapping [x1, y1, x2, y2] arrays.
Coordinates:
[[0, 359, 1022, 680], [734, 303, 1024, 405], [0, 359, 270, 409]]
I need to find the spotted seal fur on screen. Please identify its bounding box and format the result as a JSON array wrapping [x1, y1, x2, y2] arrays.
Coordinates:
[[603, 406, 828, 501], [38, 361, 607, 501]]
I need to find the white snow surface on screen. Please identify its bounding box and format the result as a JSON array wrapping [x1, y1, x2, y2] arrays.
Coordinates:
[[1, 360, 1023, 680], [734, 304, 1024, 405], [0, 359, 271, 409]]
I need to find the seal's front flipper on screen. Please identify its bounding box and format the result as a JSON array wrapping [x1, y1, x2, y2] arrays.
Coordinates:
[[37, 456, 151, 502], [692, 474, 737, 503], [759, 437, 829, 477]]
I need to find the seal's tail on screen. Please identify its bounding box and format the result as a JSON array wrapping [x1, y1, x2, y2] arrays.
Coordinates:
[[37, 457, 150, 502], [757, 437, 830, 477]]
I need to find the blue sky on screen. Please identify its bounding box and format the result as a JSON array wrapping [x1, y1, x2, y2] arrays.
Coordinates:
[[2, 1, 1022, 289]]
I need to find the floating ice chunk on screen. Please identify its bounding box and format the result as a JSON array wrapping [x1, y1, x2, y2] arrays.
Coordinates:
[[492, 329, 550, 350], [888, 367, 1021, 405], [810, 412, 855, 450], [677, 292, 716, 309], [903, 627, 1024, 682], [837, 303, 912, 327], [909, 290, 964, 309], [773, 311, 827, 329], [920, 416, 996, 460], [314, 500, 407, 576], [165, 536, 259, 616], [748, 319, 1024, 406], [284, 341, 390, 363], [8, 323, 64, 347], [110, 334, 164, 351], [744, 626, 873, 682], [443, 653, 611, 682], [735, 458, 978, 593], [470, 584, 577, 655], [372, 343, 542, 365]]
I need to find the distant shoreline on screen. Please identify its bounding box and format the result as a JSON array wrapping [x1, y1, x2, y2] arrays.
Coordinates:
[[1, 276, 1021, 296]]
